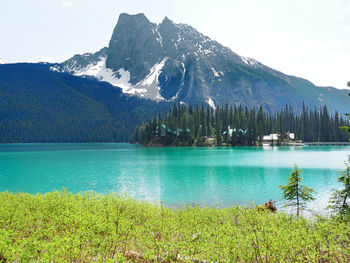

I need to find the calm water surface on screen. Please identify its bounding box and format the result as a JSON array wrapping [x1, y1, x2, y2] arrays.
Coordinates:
[[0, 143, 349, 212]]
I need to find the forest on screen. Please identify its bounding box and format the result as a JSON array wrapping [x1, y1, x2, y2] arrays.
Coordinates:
[[131, 103, 350, 146], [0, 63, 170, 143]]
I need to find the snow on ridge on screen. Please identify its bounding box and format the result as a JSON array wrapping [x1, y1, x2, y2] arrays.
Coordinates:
[[155, 26, 163, 47], [240, 56, 260, 68], [74, 58, 105, 77], [211, 68, 224, 78], [0, 59, 4, 64], [170, 89, 181, 101], [203, 49, 214, 55], [206, 97, 216, 110], [138, 57, 167, 86], [137, 57, 168, 101], [50, 66, 60, 72], [211, 68, 220, 77], [181, 62, 186, 82], [177, 34, 184, 43], [67, 56, 169, 100], [68, 57, 136, 94]]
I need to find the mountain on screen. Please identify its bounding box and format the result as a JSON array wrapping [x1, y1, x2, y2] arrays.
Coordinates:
[[0, 63, 170, 143], [59, 13, 350, 113]]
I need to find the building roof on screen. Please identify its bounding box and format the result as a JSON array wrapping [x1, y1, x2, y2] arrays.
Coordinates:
[[263, 132, 295, 141], [263, 134, 279, 141]]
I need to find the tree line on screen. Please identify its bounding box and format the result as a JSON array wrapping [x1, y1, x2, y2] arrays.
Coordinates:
[[131, 103, 350, 146]]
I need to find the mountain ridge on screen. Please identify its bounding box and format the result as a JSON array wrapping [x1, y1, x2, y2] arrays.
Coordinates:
[[57, 13, 350, 113]]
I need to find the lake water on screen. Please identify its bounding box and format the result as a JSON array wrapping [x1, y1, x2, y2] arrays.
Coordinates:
[[0, 143, 349, 212]]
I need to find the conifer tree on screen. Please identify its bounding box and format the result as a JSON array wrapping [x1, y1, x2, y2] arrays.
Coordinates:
[[257, 105, 264, 144], [329, 158, 350, 216], [330, 82, 350, 216], [279, 165, 315, 216], [131, 102, 349, 146], [339, 82, 350, 134], [206, 107, 212, 136]]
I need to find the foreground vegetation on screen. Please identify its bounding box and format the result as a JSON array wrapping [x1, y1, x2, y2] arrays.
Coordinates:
[[0, 191, 349, 262]]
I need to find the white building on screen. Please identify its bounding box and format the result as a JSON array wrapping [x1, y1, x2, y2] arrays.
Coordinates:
[[263, 132, 295, 144]]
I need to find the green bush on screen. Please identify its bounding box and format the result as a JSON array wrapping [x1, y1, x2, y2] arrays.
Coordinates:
[[0, 191, 349, 262]]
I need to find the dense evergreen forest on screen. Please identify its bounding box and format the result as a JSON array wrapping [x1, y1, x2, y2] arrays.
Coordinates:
[[131, 103, 350, 146], [0, 64, 170, 143]]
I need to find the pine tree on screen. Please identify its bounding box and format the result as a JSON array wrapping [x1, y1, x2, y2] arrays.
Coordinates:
[[329, 158, 350, 216], [206, 107, 212, 137], [200, 104, 207, 137], [257, 105, 264, 144], [330, 81, 350, 216], [279, 165, 315, 216], [132, 102, 349, 146]]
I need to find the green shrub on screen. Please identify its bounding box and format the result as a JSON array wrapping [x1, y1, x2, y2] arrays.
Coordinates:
[[0, 191, 349, 262]]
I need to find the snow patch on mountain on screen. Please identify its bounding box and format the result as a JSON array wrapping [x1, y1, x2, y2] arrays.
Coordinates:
[[112, 69, 136, 94], [206, 97, 216, 110], [139, 58, 167, 86], [240, 56, 260, 68], [136, 57, 168, 101], [181, 63, 186, 85], [211, 68, 224, 78], [66, 57, 135, 94], [63, 55, 168, 100], [155, 26, 163, 47], [211, 68, 220, 77], [50, 66, 60, 72], [203, 49, 214, 55]]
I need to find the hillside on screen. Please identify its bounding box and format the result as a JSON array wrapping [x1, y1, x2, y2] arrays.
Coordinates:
[[0, 63, 170, 142]]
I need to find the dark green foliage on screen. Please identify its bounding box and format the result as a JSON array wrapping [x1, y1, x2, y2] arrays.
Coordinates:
[[132, 102, 350, 146], [329, 159, 350, 219], [279, 165, 315, 216], [330, 82, 350, 217], [1, 191, 350, 262], [340, 120, 350, 134], [0, 64, 171, 143]]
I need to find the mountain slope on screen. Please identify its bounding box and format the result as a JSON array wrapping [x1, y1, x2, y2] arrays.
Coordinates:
[[60, 13, 350, 113], [0, 63, 170, 143]]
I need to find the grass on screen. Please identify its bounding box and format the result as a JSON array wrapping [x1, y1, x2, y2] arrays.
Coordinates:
[[0, 190, 349, 262]]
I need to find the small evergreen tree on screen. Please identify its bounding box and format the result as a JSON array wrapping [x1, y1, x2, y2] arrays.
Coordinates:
[[340, 82, 350, 134], [329, 158, 350, 216], [279, 165, 315, 216]]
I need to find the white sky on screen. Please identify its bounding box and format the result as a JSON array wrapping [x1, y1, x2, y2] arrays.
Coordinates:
[[1, 0, 349, 89]]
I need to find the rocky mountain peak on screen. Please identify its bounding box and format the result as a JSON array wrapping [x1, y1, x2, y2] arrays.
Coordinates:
[[59, 13, 350, 113], [161, 16, 173, 25], [106, 13, 164, 84], [114, 13, 153, 33]]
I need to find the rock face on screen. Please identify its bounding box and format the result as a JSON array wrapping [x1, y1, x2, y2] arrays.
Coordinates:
[[106, 13, 164, 84], [60, 13, 350, 113]]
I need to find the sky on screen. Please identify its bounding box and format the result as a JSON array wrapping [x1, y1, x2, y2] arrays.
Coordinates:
[[1, 0, 349, 89]]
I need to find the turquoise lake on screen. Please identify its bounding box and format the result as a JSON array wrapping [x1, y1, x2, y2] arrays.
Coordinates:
[[0, 144, 349, 212]]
